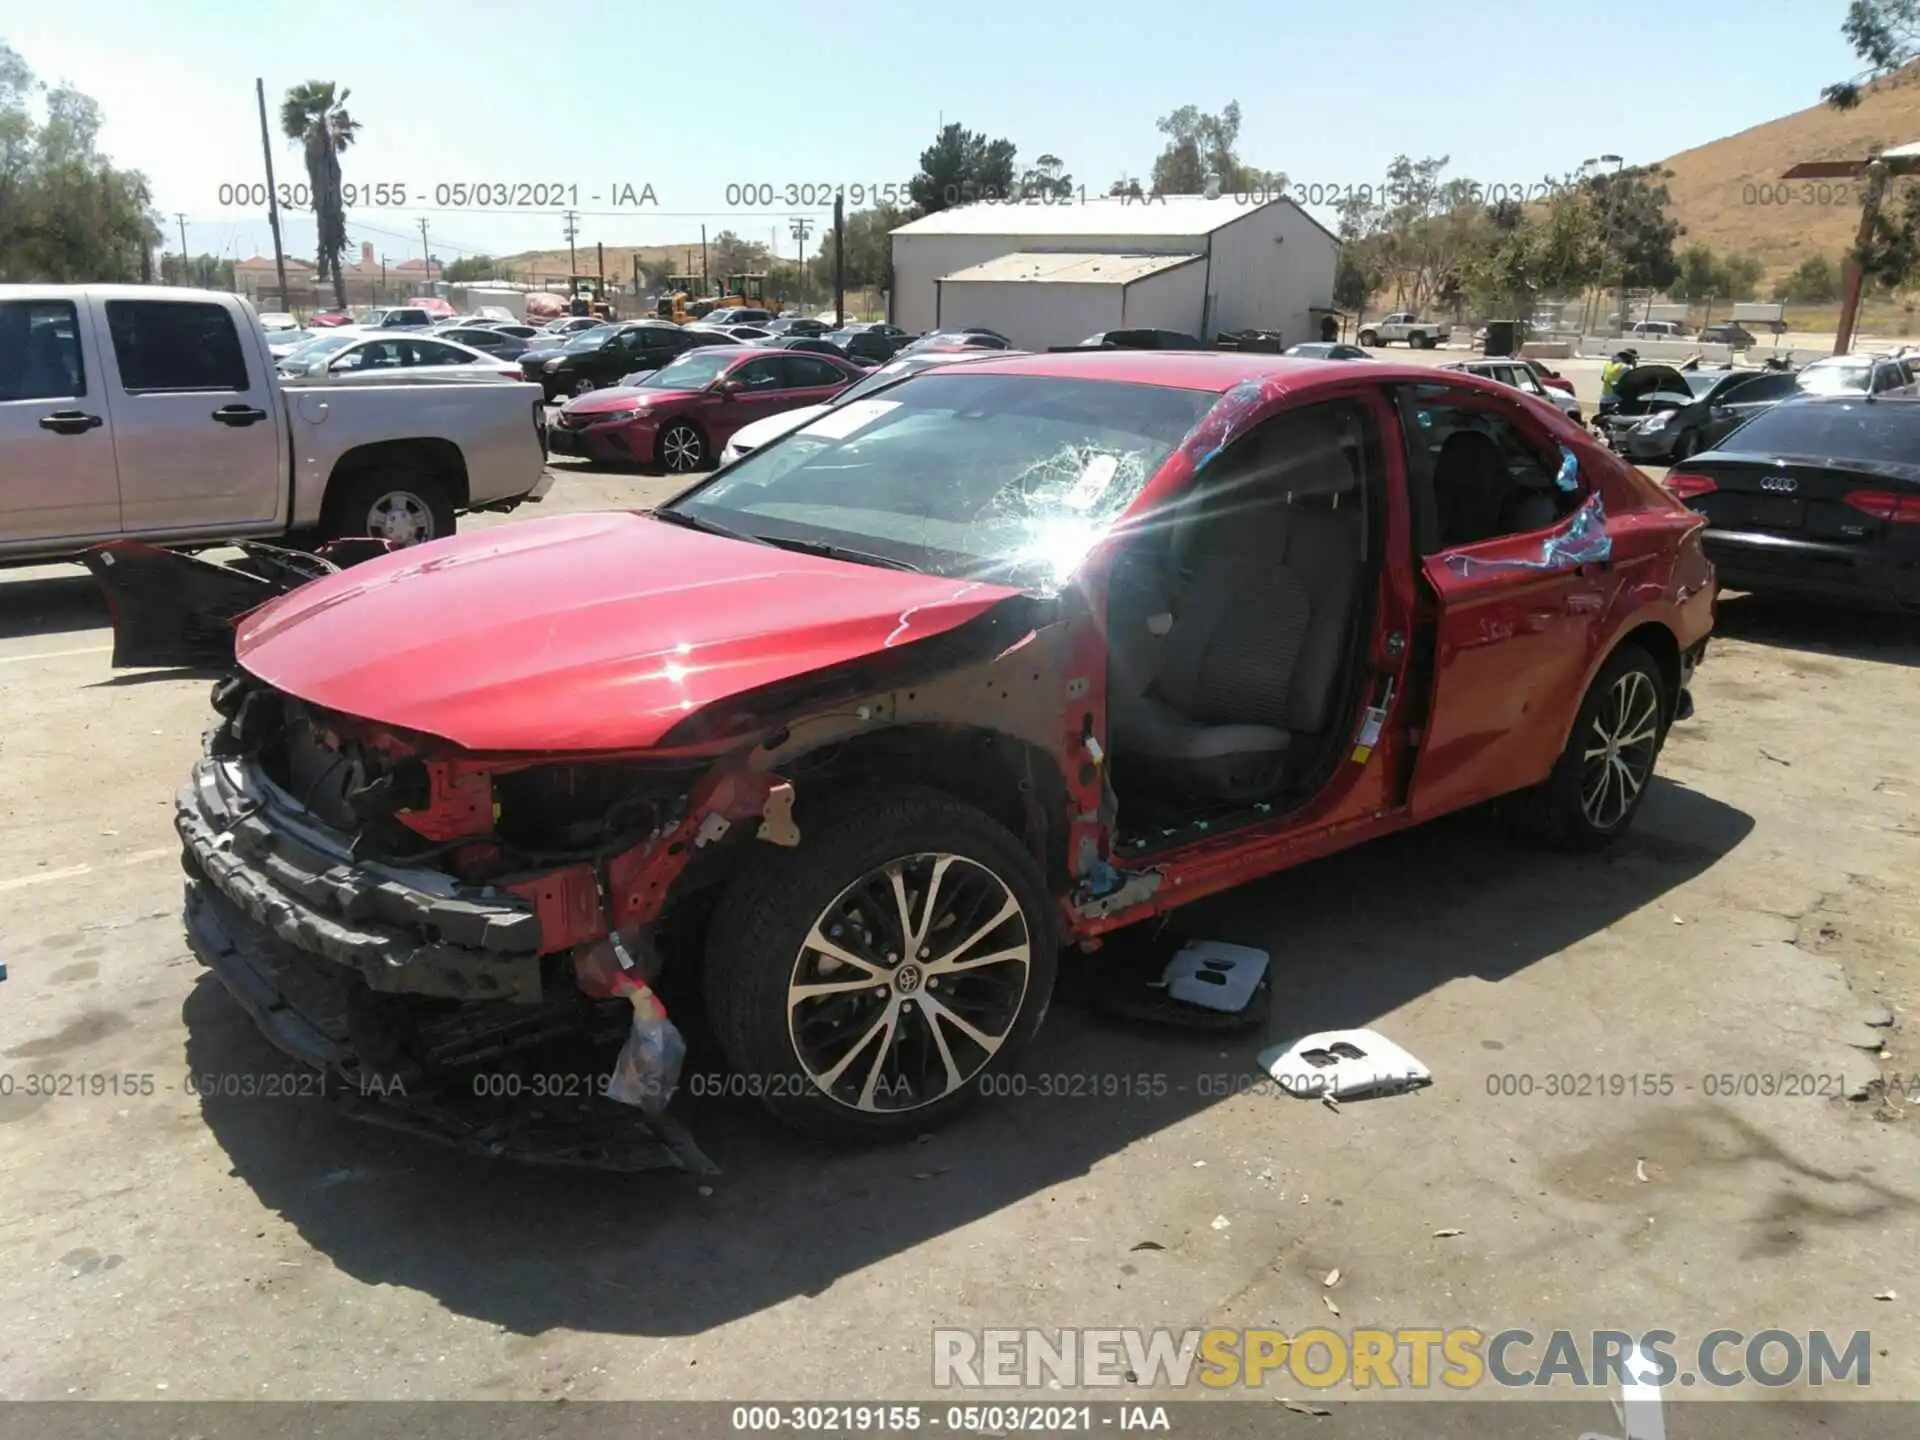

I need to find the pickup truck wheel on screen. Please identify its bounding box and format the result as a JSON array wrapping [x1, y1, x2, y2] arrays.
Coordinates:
[[323, 469, 456, 546], [1357, 330, 1379, 347], [656, 422, 708, 473], [1408, 331, 1427, 348], [702, 785, 1057, 1142], [1511, 644, 1668, 852], [573, 378, 596, 396]]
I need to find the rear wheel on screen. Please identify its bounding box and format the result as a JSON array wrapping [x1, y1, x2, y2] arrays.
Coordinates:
[[702, 786, 1057, 1141], [1409, 331, 1428, 348], [1513, 644, 1668, 851], [320, 468, 456, 546]]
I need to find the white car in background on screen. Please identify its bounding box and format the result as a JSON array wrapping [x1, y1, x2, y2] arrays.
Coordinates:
[[715, 347, 1026, 466], [256, 311, 300, 332], [275, 331, 522, 383]]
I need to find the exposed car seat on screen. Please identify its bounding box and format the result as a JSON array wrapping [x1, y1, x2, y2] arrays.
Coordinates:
[[1107, 413, 1366, 802], [1433, 426, 1569, 542], [1432, 430, 1509, 546]]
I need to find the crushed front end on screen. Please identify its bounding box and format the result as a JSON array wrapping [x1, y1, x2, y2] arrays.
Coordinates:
[[174, 675, 777, 1173]]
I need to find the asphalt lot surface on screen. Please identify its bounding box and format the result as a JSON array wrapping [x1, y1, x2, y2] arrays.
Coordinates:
[[2, 346, 1917, 1414]]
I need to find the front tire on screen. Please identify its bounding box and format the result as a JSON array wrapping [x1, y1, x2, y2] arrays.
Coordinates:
[[1357, 330, 1379, 348], [655, 421, 708, 473], [702, 786, 1058, 1142], [1513, 643, 1668, 851]]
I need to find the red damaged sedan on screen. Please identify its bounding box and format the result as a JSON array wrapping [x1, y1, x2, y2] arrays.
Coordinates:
[[549, 346, 863, 471], [177, 351, 1714, 1156]]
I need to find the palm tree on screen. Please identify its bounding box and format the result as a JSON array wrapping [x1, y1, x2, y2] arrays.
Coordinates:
[[279, 81, 360, 308]]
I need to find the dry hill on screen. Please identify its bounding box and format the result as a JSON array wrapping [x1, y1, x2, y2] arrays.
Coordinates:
[[493, 244, 703, 287], [1657, 64, 1920, 279], [497, 71, 1920, 292]]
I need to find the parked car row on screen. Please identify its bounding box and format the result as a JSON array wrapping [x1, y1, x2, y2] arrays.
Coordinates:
[[1596, 353, 1915, 463]]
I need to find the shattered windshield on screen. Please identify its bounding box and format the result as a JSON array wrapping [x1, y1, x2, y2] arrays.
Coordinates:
[[666, 373, 1217, 588]]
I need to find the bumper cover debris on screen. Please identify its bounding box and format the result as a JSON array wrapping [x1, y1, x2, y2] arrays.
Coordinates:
[[185, 878, 715, 1173], [177, 754, 544, 1002], [83, 538, 397, 669]]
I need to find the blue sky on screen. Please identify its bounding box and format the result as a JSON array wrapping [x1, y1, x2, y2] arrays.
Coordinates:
[[7, 0, 1862, 265]]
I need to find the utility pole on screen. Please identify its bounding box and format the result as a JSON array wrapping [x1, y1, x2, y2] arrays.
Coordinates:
[[175, 214, 189, 285], [255, 78, 291, 311], [563, 210, 579, 276], [833, 190, 845, 327], [596, 240, 605, 294], [789, 216, 814, 313], [700, 225, 709, 293], [418, 217, 431, 291]]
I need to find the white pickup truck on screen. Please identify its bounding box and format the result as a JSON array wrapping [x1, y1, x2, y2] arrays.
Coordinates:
[[1355, 312, 1451, 349], [1, 285, 552, 559]]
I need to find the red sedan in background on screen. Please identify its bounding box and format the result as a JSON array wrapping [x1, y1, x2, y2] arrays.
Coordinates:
[[550, 347, 864, 471]]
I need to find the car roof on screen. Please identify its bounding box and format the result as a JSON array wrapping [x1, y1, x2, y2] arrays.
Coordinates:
[[924, 348, 1476, 394]]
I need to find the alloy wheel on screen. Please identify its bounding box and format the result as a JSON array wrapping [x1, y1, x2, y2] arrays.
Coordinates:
[[1580, 670, 1661, 829], [660, 425, 703, 472], [364, 490, 434, 545], [786, 852, 1032, 1113], [574, 377, 596, 395]]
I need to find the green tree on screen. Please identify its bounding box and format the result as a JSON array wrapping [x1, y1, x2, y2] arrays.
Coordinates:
[[909, 123, 1016, 214], [1584, 164, 1683, 299], [707, 229, 771, 283], [0, 42, 160, 282], [1017, 153, 1075, 200], [159, 252, 236, 289], [812, 201, 908, 289], [443, 253, 497, 283], [1719, 253, 1765, 300], [1773, 254, 1841, 303], [280, 80, 360, 308], [1147, 101, 1282, 195], [1463, 183, 1606, 317], [1825, 0, 1920, 107], [1677, 244, 1721, 300]]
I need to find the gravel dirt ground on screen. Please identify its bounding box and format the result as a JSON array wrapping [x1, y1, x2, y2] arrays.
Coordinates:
[[1, 396, 1917, 1421]]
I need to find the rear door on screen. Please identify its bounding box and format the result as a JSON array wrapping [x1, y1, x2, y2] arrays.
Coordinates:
[[1404, 387, 1616, 816], [1701, 371, 1797, 448], [0, 293, 121, 545], [97, 297, 285, 534]]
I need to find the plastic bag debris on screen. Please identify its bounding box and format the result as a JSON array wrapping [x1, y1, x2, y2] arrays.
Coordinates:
[[605, 982, 686, 1114], [1555, 444, 1581, 492], [1444, 492, 1613, 577], [1257, 1028, 1432, 1100], [1160, 940, 1270, 1013]]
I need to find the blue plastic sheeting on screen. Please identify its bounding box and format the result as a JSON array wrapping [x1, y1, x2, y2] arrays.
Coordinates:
[[1555, 444, 1581, 492], [1444, 491, 1613, 577]]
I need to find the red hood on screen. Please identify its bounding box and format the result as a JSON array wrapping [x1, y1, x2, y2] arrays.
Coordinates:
[[565, 385, 699, 414], [234, 511, 1021, 753]]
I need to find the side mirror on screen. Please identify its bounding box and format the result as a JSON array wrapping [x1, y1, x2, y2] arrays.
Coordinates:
[[308, 356, 333, 376], [715, 377, 744, 396]]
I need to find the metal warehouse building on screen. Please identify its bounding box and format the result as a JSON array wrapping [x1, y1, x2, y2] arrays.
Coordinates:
[[888, 194, 1339, 349]]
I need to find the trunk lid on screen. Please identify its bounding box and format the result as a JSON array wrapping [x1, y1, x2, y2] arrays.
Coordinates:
[[1675, 453, 1920, 543]]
